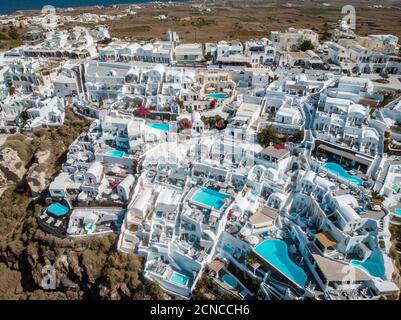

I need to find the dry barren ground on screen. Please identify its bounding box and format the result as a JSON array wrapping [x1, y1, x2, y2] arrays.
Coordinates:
[[58, 0, 401, 42]]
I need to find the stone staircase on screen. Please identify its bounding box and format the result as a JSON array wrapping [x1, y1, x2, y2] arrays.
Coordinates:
[[374, 160, 390, 192]]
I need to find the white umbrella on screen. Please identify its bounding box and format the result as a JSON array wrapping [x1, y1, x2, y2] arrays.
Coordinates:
[[112, 165, 121, 173], [67, 225, 78, 234], [240, 227, 251, 237], [247, 235, 259, 245], [78, 191, 88, 201]]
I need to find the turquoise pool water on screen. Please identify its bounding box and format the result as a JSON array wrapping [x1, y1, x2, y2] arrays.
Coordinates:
[[106, 150, 125, 158], [394, 208, 401, 216], [85, 223, 95, 234], [47, 203, 69, 217], [255, 239, 307, 288], [323, 162, 363, 186], [207, 93, 227, 99], [222, 274, 238, 288], [191, 187, 231, 210], [170, 272, 189, 286], [351, 251, 385, 278], [250, 189, 258, 197], [115, 214, 124, 227], [147, 123, 170, 131], [223, 244, 235, 254]]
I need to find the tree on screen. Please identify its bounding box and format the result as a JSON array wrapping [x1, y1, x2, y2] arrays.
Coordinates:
[[178, 118, 192, 131], [295, 130, 304, 142], [300, 39, 314, 51], [210, 99, 217, 109], [8, 27, 19, 40], [215, 117, 227, 130], [257, 126, 284, 147], [97, 37, 112, 45], [384, 139, 391, 152], [245, 250, 259, 265], [204, 52, 213, 61], [135, 105, 151, 118]]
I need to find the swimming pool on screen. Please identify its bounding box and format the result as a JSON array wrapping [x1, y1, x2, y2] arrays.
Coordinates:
[[147, 123, 170, 131], [106, 150, 125, 158], [254, 239, 307, 288], [47, 203, 69, 217], [222, 274, 238, 288], [207, 93, 227, 99], [223, 244, 235, 254], [351, 250, 385, 279], [191, 187, 231, 210], [85, 223, 95, 234], [323, 162, 363, 186], [250, 189, 258, 197], [394, 208, 401, 217], [170, 272, 189, 287]]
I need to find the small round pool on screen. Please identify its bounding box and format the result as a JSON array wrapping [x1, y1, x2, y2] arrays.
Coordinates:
[[85, 223, 95, 234], [222, 274, 237, 288]]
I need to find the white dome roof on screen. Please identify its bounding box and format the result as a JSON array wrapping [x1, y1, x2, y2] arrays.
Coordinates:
[[191, 111, 201, 122], [348, 104, 366, 115], [153, 64, 165, 75]]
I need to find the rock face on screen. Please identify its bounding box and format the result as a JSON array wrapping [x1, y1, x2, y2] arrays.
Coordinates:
[[0, 147, 26, 183], [26, 164, 48, 195], [35, 150, 50, 164]]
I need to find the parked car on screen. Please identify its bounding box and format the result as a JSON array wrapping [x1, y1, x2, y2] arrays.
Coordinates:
[[374, 78, 390, 84]]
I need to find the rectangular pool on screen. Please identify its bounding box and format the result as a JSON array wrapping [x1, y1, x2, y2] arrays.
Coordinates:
[[106, 150, 125, 158], [47, 203, 69, 217], [191, 187, 231, 210], [207, 93, 228, 99], [170, 272, 189, 287], [147, 123, 170, 132]]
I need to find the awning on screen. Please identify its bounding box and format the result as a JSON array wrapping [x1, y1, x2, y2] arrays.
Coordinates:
[[208, 259, 225, 273], [316, 142, 373, 166], [316, 232, 337, 249]]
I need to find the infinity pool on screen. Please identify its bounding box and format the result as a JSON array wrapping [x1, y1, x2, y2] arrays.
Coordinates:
[[191, 187, 231, 210], [351, 250, 385, 279], [222, 274, 238, 288], [207, 93, 227, 99], [254, 239, 307, 288], [170, 272, 189, 287], [47, 203, 69, 217], [106, 150, 125, 158], [323, 162, 363, 186], [147, 123, 170, 131]]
